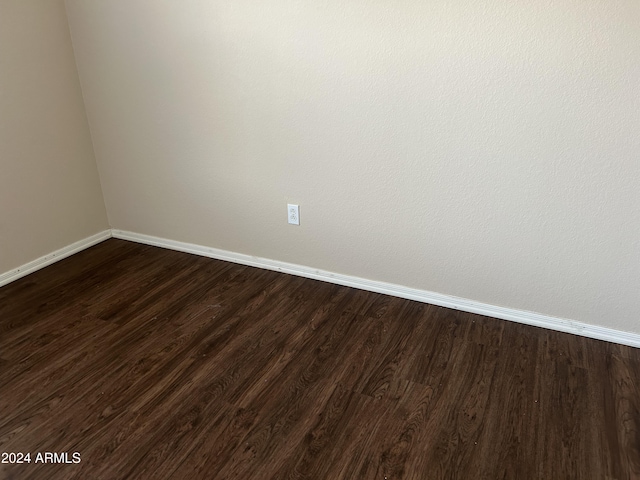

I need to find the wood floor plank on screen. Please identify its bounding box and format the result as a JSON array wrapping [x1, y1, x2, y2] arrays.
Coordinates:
[[468, 324, 541, 479], [603, 353, 640, 479], [1, 239, 639, 479]]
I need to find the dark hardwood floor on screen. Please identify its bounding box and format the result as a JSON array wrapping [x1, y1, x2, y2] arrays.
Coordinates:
[[1, 239, 639, 479]]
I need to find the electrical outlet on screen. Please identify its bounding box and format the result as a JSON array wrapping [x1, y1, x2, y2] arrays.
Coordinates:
[[287, 204, 300, 225]]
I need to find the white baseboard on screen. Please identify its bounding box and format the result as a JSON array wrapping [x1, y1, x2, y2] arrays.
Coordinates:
[[112, 229, 640, 349], [0, 230, 112, 288]]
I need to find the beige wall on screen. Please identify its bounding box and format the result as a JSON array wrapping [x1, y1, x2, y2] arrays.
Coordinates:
[[66, 0, 639, 333], [0, 0, 109, 273]]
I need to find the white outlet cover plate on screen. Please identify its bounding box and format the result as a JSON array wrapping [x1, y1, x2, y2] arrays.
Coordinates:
[[287, 204, 299, 225]]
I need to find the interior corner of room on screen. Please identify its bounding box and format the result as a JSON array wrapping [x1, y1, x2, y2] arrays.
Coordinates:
[[2, 1, 640, 478]]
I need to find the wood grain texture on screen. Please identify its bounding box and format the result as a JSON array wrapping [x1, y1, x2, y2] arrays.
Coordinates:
[[1, 239, 639, 479]]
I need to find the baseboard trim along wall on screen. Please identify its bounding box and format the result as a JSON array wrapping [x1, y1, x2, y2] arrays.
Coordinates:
[[2, 228, 638, 348], [0, 230, 112, 288], [110, 230, 640, 349]]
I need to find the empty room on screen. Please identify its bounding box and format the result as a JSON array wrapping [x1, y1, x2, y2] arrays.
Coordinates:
[[1, 0, 639, 478]]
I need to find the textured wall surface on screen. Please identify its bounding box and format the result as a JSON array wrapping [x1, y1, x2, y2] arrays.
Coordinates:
[[66, 0, 639, 332], [0, 0, 109, 273]]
